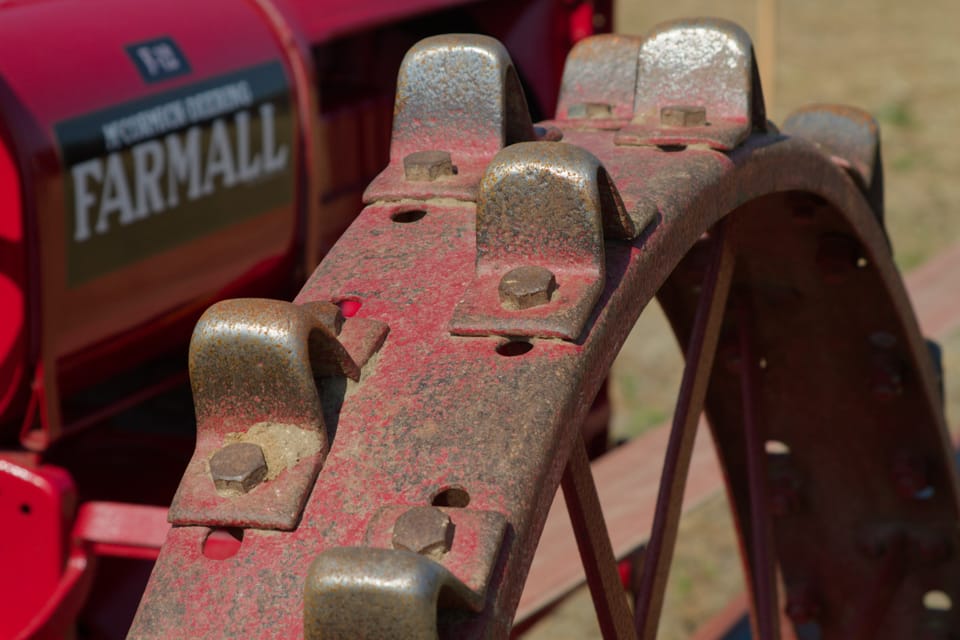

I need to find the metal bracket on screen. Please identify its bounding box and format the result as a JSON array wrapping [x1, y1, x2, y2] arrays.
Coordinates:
[[555, 34, 642, 129], [364, 34, 536, 204], [363, 505, 507, 598], [450, 141, 634, 341], [304, 547, 484, 640], [614, 18, 766, 150], [783, 104, 885, 220], [169, 299, 366, 531]]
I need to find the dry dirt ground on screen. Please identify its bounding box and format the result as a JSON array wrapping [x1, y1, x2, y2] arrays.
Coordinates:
[[524, 1, 960, 637]]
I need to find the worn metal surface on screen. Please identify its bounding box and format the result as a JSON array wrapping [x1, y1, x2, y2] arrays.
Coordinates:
[[615, 18, 766, 150], [209, 442, 269, 494], [364, 34, 536, 203], [450, 141, 639, 341], [783, 104, 885, 221], [556, 34, 642, 129], [168, 298, 364, 530], [304, 547, 483, 640], [134, 25, 960, 639]]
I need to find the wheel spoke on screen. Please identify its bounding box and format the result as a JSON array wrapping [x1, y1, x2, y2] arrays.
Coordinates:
[[633, 223, 735, 638], [561, 433, 638, 640], [736, 300, 780, 640]]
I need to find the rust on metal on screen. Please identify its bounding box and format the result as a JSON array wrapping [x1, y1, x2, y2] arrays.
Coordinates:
[[498, 266, 557, 310], [364, 34, 535, 203], [404, 150, 458, 182], [567, 102, 613, 119], [450, 141, 637, 340], [364, 506, 507, 599], [555, 34, 642, 127], [304, 547, 484, 640], [615, 18, 765, 149], [659, 105, 707, 127], [783, 103, 885, 220], [167, 298, 361, 530], [209, 442, 268, 495], [391, 506, 455, 559]]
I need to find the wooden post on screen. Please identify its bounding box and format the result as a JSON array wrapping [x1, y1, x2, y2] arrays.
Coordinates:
[[756, 0, 777, 114]]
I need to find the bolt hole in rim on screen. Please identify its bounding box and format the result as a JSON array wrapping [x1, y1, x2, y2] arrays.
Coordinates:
[[391, 209, 427, 223], [335, 298, 362, 318], [923, 590, 953, 611], [496, 340, 533, 357], [432, 486, 470, 508], [202, 527, 244, 560]]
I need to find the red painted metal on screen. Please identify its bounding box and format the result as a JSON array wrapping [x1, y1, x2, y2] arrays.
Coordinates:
[[0, 1, 586, 636], [73, 502, 170, 560], [133, 22, 960, 639], [0, 132, 26, 424], [0, 459, 90, 639]]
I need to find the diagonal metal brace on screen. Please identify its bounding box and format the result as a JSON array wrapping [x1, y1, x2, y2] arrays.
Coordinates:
[[615, 18, 767, 150], [169, 298, 359, 530], [450, 141, 634, 341]]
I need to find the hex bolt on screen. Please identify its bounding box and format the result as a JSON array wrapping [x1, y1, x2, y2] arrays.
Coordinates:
[[660, 105, 707, 127], [499, 266, 557, 310], [403, 150, 456, 181], [567, 102, 612, 119], [209, 442, 268, 494], [392, 507, 455, 560]]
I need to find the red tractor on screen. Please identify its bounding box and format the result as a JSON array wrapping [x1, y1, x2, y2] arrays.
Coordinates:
[[0, 1, 607, 636]]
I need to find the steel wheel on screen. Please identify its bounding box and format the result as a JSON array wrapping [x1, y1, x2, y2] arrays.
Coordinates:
[[132, 24, 960, 639]]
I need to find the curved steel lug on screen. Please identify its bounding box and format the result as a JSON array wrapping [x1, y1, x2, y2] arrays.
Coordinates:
[[365, 34, 536, 203], [615, 18, 766, 150], [304, 547, 483, 640], [783, 104, 885, 222], [556, 34, 643, 128], [169, 298, 358, 530], [451, 141, 634, 341]]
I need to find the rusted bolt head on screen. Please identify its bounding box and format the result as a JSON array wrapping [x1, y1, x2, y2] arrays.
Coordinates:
[[660, 105, 707, 127], [210, 442, 268, 494], [499, 266, 557, 310], [403, 150, 456, 181], [567, 102, 612, 119], [392, 507, 454, 559]]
